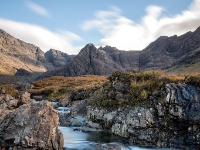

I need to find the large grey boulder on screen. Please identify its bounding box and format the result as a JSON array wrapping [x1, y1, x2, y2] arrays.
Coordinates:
[[0, 98, 64, 149]]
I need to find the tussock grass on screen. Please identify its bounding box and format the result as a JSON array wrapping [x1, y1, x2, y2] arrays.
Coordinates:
[[0, 85, 18, 98], [89, 70, 198, 109], [29, 75, 107, 101]]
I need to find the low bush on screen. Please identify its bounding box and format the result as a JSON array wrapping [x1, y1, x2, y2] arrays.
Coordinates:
[[0, 85, 18, 98]]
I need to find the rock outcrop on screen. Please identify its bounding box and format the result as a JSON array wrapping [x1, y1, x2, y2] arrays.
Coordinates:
[[61, 71, 200, 149], [0, 89, 19, 110], [0, 91, 64, 149], [83, 83, 200, 149]]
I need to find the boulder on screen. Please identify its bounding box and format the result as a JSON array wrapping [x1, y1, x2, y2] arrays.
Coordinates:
[[58, 96, 70, 107], [0, 101, 64, 149], [0, 93, 19, 110], [32, 95, 43, 101], [19, 91, 31, 105]]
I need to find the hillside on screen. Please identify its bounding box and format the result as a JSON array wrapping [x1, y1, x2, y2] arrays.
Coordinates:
[[165, 47, 200, 74], [99, 45, 140, 70], [1, 25, 200, 83], [0, 29, 52, 83], [45, 49, 75, 69], [38, 44, 140, 79], [29, 75, 107, 101], [139, 27, 200, 70], [0, 29, 74, 83]]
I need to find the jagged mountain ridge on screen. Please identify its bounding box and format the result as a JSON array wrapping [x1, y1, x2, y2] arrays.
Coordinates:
[[38, 44, 140, 79], [40, 26, 200, 78], [99, 45, 140, 70], [45, 49, 75, 69], [139, 27, 200, 70], [1, 25, 200, 83]]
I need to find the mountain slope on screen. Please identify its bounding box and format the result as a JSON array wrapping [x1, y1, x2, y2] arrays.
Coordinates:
[[0, 29, 54, 83], [0, 29, 77, 83], [99, 45, 140, 70], [139, 27, 200, 70], [39, 44, 126, 78], [0, 29, 54, 73], [165, 47, 200, 74], [45, 49, 75, 69]]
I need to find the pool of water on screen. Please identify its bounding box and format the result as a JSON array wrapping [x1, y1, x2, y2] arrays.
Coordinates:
[[59, 127, 173, 150]]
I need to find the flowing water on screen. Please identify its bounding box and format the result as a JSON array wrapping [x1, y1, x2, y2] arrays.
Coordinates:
[[54, 104, 173, 150], [59, 126, 173, 150]]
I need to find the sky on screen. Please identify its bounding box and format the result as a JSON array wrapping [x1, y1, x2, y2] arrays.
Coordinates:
[[0, 0, 199, 54]]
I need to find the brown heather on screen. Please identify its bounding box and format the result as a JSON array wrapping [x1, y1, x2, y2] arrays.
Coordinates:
[[89, 70, 200, 109], [29, 75, 107, 100]]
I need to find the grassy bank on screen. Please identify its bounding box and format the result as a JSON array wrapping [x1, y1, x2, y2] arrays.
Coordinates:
[[29, 75, 107, 101]]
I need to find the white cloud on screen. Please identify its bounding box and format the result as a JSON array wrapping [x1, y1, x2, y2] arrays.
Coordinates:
[[0, 18, 82, 54], [82, 0, 200, 50], [25, 1, 50, 18]]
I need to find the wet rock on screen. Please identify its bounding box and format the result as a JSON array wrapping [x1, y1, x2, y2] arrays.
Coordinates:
[[58, 99, 88, 126], [94, 142, 128, 150], [70, 99, 88, 116], [58, 96, 70, 107], [70, 116, 86, 126], [59, 112, 71, 126]]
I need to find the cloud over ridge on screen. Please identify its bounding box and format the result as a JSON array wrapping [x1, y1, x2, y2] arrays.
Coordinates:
[[82, 0, 200, 50], [0, 18, 82, 54]]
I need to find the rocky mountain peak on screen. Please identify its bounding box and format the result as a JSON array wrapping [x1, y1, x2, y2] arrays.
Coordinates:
[[78, 43, 99, 55], [84, 43, 96, 49], [99, 45, 118, 53], [44, 49, 75, 69]]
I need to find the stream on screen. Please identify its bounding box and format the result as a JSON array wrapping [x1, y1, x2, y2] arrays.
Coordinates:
[[53, 104, 173, 150], [59, 126, 172, 150]]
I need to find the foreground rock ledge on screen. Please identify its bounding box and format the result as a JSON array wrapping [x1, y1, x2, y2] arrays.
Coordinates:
[[60, 83, 200, 150], [0, 100, 64, 150]]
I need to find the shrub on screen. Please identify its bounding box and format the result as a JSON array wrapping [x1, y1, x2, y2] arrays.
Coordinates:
[[0, 85, 18, 98], [185, 75, 200, 86], [89, 70, 181, 109], [29, 75, 107, 101]]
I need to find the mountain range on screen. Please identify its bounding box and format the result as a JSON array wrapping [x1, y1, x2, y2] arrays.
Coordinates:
[[1, 26, 200, 84]]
